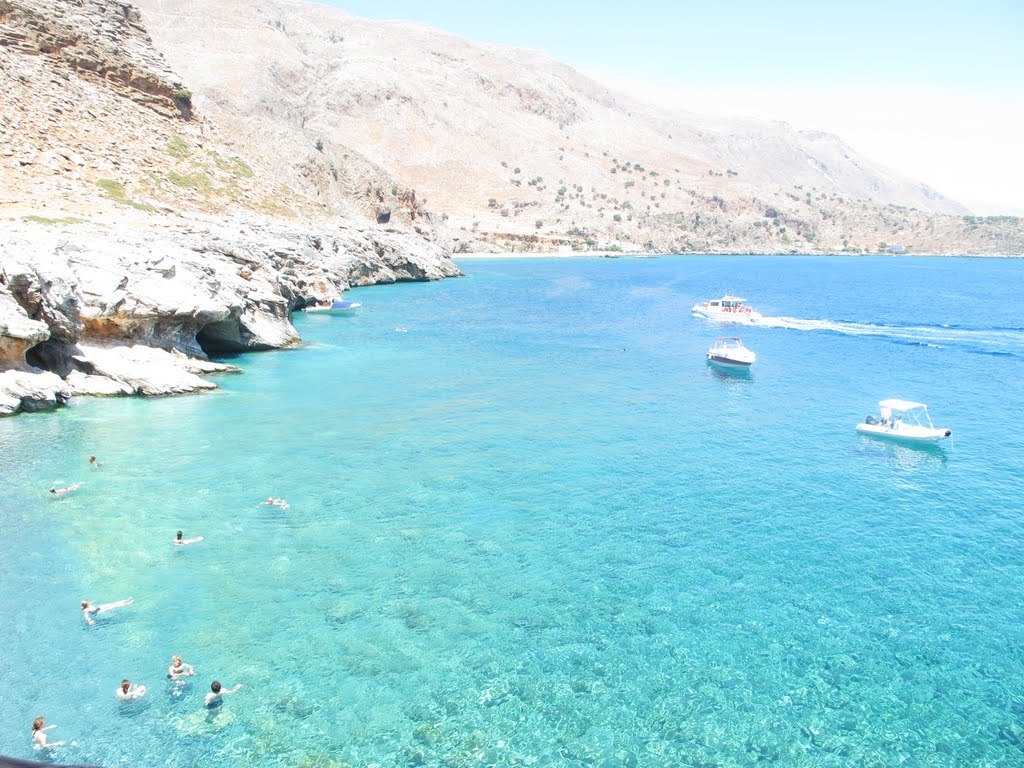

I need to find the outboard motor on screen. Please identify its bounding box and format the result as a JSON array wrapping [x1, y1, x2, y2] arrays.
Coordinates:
[[944, 429, 952, 437], [865, 414, 880, 425]]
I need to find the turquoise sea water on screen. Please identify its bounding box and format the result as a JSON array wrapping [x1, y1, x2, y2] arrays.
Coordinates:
[[2, 255, 1024, 767]]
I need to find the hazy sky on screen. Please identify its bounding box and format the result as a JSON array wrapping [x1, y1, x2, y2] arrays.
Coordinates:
[[326, 0, 1023, 213]]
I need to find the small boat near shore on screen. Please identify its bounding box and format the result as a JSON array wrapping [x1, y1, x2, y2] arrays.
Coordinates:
[[692, 295, 762, 323], [707, 337, 756, 367], [301, 299, 362, 315], [856, 399, 952, 443]]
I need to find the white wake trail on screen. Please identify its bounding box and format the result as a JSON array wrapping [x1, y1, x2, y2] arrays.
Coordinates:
[[756, 316, 1024, 355]]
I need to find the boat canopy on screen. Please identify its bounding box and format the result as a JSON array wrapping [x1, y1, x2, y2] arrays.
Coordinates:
[[878, 399, 926, 411]]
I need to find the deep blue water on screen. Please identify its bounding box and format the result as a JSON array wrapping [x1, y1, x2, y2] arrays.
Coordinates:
[[2, 255, 1024, 767]]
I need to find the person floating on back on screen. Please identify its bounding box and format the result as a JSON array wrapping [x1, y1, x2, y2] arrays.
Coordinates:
[[32, 717, 65, 750], [116, 679, 146, 701], [49, 483, 80, 496], [174, 530, 204, 546], [205, 680, 243, 708], [81, 597, 134, 626], [260, 497, 289, 509]]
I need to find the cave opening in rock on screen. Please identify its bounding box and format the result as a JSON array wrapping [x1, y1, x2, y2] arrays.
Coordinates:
[[196, 319, 248, 356], [25, 339, 79, 376]]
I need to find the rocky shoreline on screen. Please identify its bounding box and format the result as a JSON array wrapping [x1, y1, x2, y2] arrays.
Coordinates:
[[0, 217, 460, 416]]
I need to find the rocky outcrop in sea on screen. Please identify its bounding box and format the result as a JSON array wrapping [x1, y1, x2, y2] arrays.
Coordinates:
[[0, 218, 460, 415]]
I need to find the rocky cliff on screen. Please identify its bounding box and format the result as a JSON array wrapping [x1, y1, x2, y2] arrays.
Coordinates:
[[0, 217, 458, 414], [0, 0, 460, 416]]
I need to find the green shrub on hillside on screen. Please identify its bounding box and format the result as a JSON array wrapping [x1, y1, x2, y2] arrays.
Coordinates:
[[212, 154, 254, 179], [166, 135, 190, 158], [167, 170, 213, 193], [23, 215, 86, 225], [95, 179, 156, 212]]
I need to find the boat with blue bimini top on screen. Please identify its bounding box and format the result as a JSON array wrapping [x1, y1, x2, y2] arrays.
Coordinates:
[[856, 399, 952, 443], [692, 294, 762, 323], [301, 298, 362, 315], [706, 337, 756, 367]]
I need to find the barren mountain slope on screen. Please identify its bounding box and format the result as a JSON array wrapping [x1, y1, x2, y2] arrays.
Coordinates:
[[0, 0, 449, 234], [0, 0, 299, 220], [135, 0, 949, 210], [134, 0, 1022, 255]]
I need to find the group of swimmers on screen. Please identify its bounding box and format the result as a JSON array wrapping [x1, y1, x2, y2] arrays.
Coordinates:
[[33, 455, 258, 754], [34, 668, 243, 750]]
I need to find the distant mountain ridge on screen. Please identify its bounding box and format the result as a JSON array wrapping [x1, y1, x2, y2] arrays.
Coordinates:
[[0, 0, 1019, 256], [130, 0, 1024, 257], [134, 0, 959, 216]]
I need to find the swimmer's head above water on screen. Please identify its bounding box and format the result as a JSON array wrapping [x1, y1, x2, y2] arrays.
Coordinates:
[[176, 531, 183, 540]]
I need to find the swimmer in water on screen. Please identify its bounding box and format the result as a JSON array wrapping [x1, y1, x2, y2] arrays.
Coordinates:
[[259, 497, 289, 509], [89, 455, 101, 468], [49, 483, 81, 495], [167, 655, 195, 684], [116, 679, 146, 701], [32, 717, 65, 749], [205, 680, 243, 708], [174, 530, 204, 546], [81, 597, 134, 626]]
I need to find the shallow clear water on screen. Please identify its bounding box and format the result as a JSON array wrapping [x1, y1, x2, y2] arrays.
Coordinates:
[[2, 255, 1024, 767]]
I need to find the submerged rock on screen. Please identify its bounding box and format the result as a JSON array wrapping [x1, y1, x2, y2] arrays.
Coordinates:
[[325, 600, 364, 625]]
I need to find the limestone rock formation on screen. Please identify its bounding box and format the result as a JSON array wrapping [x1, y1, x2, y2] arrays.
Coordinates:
[[0, 218, 460, 414], [0, 0, 188, 118], [71, 343, 228, 396], [0, 285, 49, 370], [0, 369, 69, 414]]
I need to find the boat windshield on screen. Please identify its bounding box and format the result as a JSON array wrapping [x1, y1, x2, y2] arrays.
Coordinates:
[[884, 404, 934, 429]]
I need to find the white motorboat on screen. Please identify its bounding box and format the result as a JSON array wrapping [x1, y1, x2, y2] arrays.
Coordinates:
[[856, 399, 952, 443], [301, 299, 362, 315], [707, 337, 756, 367], [692, 294, 762, 323]]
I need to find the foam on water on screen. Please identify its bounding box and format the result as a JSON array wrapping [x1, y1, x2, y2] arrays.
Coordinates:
[[2, 255, 1024, 767], [755, 316, 1024, 356]]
